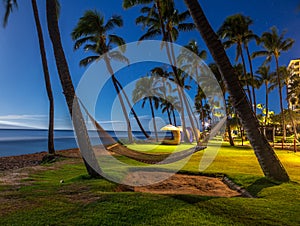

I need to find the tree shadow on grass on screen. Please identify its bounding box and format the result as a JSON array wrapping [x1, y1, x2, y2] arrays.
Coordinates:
[[246, 178, 281, 197], [170, 194, 219, 204]]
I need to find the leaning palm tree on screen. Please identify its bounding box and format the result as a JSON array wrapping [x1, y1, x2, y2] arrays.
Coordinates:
[[71, 10, 135, 142], [184, 0, 289, 182], [132, 76, 160, 142], [252, 26, 294, 141], [3, 0, 55, 155], [46, 0, 100, 177]]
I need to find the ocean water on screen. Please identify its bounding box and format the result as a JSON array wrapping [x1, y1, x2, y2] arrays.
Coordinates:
[[0, 129, 169, 157]]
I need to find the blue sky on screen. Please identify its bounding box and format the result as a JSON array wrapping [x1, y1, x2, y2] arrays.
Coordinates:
[[0, 0, 299, 130]]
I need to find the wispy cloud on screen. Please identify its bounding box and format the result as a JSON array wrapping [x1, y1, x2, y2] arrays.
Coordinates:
[[0, 114, 47, 120]]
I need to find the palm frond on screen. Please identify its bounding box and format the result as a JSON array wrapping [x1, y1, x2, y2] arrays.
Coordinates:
[[177, 10, 190, 22], [122, 0, 153, 9], [139, 29, 161, 41], [71, 10, 104, 40], [104, 15, 123, 31], [177, 23, 195, 32], [251, 50, 269, 59], [222, 40, 234, 49], [280, 38, 295, 51], [79, 56, 99, 67], [108, 34, 126, 52], [109, 51, 129, 64], [73, 36, 95, 50]]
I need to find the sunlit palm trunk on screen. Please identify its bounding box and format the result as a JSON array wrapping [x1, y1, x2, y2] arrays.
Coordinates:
[[46, 0, 101, 177], [185, 0, 289, 182], [275, 57, 286, 142], [104, 55, 133, 143], [245, 45, 257, 114], [31, 0, 55, 154]]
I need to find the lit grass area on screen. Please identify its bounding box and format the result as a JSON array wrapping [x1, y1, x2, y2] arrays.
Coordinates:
[[1, 144, 300, 225], [126, 143, 197, 153]]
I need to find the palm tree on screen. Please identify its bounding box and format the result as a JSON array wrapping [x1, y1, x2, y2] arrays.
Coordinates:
[[3, 0, 55, 155], [123, 0, 199, 143], [252, 26, 294, 141], [31, 0, 55, 154], [132, 76, 160, 142], [256, 65, 272, 126], [218, 14, 259, 113], [151, 67, 173, 125], [184, 0, 289, 182], [71, 10, 135, 143], [46, 0, 100, 177]]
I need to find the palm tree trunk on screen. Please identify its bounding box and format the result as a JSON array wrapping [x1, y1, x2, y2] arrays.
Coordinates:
[[275, 57, 286, 142], [181, 88, 200, 144], [167, 108, 172, 125], [239, 44, 253, 108], [149, 98, 159, 142], [103, 56, 133, 143], [172, 109, 177, 126], [185, 0, 289, 182], [32, 0, 55, 155], [265, 82, 269, 126], [168, 34, 199, 143], [245, 45, 257, 114], [114, 79, 150, 139], [46, 0, 101, 177], [227, 119, 234, 146]]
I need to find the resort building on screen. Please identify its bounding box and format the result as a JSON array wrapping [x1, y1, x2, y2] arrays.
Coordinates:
[[288, 59, 300, 76], [287, 59, 300, 111]]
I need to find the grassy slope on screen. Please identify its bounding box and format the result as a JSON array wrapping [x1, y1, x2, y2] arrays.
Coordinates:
[[1, 143, 300, 225]]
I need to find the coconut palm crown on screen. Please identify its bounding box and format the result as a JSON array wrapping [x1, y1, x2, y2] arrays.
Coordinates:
[[71, 10, 128, 67]]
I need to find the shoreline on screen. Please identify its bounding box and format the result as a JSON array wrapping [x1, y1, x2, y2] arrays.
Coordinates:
[[0, 148, 81, 171]]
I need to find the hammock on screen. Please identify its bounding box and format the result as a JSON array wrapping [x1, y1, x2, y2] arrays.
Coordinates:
[[77, 98, 208, 164]]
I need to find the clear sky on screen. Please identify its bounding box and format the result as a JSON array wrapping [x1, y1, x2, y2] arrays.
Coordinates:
[[0, 0, 299, 130]]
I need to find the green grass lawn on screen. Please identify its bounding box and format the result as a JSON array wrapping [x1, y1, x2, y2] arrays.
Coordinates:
[[1, 143, 300, 225]]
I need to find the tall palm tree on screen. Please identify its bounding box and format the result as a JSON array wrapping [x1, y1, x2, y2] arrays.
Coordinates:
[[184, 0, 289, 182], [256, 65, 272, 126], [218, 14, 259, 113], [132, 76, 160, 142], [123, 0, 199, 144], [252, 26, 294, 141], [3, 0, 55, 155], [71, 10, 135, 143], [46, 0, 100, 177], [31, 0, 55, 154]]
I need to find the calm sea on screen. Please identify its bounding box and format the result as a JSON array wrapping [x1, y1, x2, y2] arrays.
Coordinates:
[[0, 129, 162, 157]]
